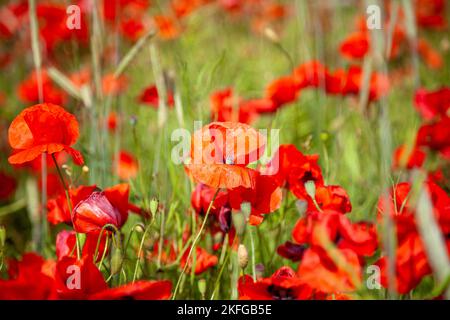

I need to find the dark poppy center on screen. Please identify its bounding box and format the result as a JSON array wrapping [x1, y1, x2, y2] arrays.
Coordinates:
[[267, 285, 296, 300]]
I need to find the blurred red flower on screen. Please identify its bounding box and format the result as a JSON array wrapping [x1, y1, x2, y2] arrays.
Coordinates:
[[414, 86, 450, 120], [115, 150, 139, 180], [18, 70, 68, 105], [238, 266, 312, 300], [139, 84, 175, 108]]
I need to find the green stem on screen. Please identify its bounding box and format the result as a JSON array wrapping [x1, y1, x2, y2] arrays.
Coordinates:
[[172, 189, 220, 299]]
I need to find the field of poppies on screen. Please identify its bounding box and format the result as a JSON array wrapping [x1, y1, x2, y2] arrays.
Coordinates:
[[0, 0, 449, 301]]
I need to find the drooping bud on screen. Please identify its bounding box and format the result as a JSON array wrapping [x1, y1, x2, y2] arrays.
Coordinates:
[[264, 27, 280, 43], [238, 244, 249, 270]]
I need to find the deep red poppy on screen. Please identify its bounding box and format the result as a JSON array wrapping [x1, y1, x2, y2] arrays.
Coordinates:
[[238, 266, 312, 300], [414, 87, 450, 120], [417, 38, 443, 69], [416, 116, 450, 159], [90, 280, 172, 300], [276, 241, 306, 262], [415, 0, 447, 30], [139, 84, 175, 108], [339, 31, 370, 60], [265, 76, 299, 108], [293, 210, 378, 258], [0, 171, 17, 200], [0, 253, 56, 300], [8, 103, 84, 165], [54, 255, 108, 299]]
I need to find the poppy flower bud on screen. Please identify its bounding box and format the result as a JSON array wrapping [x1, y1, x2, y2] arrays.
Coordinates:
[[232, 211, 246, 237], [150, 197, 159, 216], [240, 202, 251, 221], [72, 192, 123, 233], [238, 244, 249, 270], [110, 245, 123, 276], [82, 165, 89, 174], [304, 180, 316, 199], [198, 279, 206, 297]]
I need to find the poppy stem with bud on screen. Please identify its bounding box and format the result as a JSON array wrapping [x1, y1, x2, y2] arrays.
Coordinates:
[[51, 154, 81, 260]]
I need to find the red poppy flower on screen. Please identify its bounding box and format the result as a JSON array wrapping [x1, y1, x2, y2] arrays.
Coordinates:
[[154, 15, 181, 40], [17, 70, 68, 105], [139, 84, 175, 108], [180, 246, 218, 275], [210, 88, 260, 124], [238, 266, 312, 300], [297, 247, 362, 294], [414, 87, 450, 120], [415, 0, 447, 30], [115, 150, 139, 180], [56, 230, 109, 263], [8, 103, 84, 165], [293, 210, 378, 258], [90, 280, 172, 300], [0, 253, 56, 300], [107, 112, 119, 132], [0, 171, 17, 200], [265, 76, 299, 108], [102, 0, 151, 22], [287, 154, 324, 200], [339, 31, 370, 60], [416, 116, 450, 159], [307, 185, 352, 214], [54, 255, 108, 299], [187, 122, 266, 189], [191, 183, 230, 217], [292, 60, 343, 94], [393, 145, 426, 169], [47, 185, 97, 225], [263, 144, 324, 195], [228, 172, 283, 225], [342, 65, 390, 102]]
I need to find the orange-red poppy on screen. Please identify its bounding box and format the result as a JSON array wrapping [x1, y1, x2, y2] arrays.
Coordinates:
[[187, 122, 266, 189], [8, 103, 84, 165]]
